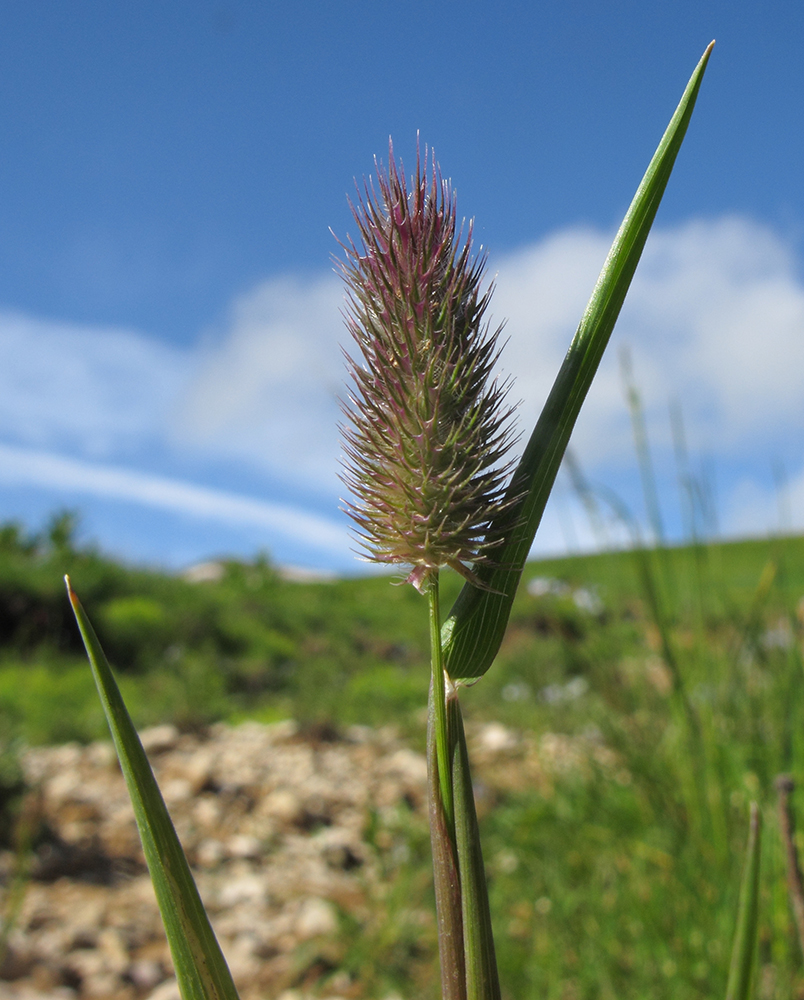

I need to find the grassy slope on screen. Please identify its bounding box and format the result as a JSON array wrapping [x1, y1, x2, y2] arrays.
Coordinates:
[[3, 521, 804, 997]]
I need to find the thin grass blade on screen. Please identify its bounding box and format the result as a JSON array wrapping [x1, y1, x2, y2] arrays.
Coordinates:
[[450, 695, 500, 1000], [726, 802, 762, 1000], [442, 41, 715, 682], [66, 577, 240, 1000]]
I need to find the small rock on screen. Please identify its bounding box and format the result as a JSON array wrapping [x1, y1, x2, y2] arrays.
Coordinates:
[[160, 778, 193, 804], [265, 719, 299, 741], [84, 742, 116, 768], [96, 927, 129, 974], [126, 958, 166, 991], [217, 874, 268, 908], [192, 796, 221, 827], [145, 979, 181, 1000], [139, 725, 180, 755], [225, 834, 262, 860], [295, 898, 337, 939], [384, 748, 427, 784], [258, 789, 301, 824], [477, 722, 518, 753], [195, 838, 225, 868], [182, 561, 225, 584]]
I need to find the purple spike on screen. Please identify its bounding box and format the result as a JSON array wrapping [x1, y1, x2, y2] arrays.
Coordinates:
[[337, 141, 518, 590]]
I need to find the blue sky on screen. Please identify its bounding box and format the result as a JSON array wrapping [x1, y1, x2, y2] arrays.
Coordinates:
[[1, 2, 803, 572]]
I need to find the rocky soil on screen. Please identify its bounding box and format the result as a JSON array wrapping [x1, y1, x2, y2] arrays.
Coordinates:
[[0, 719, 616, 1000]]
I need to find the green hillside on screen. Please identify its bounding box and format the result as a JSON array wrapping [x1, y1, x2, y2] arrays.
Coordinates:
[[3, 513, 804, 997], [2, 512, 803, 747]]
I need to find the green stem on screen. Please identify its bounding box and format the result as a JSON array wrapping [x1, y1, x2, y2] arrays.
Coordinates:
[[427, 687, 467, 1000], [429, 571, 454, 833], [427, 570, 466, 999]]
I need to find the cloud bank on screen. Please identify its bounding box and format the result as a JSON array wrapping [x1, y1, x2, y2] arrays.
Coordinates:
[[1, 213, 803, 567], [0, 311, 191, 458], [0, 443, 348, 556], [496, 215, 804, 466], [173, 275, 345, 493]]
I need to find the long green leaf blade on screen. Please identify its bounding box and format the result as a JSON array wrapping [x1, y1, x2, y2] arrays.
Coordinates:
[[726, 802, 762, 1000], [66, 577, 240, 1000], [442, 42, 714, 682], [450, 695, 500, 1000]]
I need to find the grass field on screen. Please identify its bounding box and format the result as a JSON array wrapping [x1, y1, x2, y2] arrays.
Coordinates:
[[2, 514, 804, 998]]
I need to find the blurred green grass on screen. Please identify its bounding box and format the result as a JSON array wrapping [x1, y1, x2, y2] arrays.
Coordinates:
[[3, 513, 804, 998]]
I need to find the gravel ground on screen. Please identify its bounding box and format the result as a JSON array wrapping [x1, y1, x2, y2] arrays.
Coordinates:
[[0, 718, 612, 1000]]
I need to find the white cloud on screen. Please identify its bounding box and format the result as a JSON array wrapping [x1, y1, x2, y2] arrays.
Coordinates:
[[619, 216, 804, 448], [491, 226, 613, 440], [172, 274, 345, 492], [0, 443, 348, 555], [0, 311, 191, 457], [722, 461, 804, 542], [2, 213, 804, 564], [490, 215, 804, 478], [7, 214, 801, 495]]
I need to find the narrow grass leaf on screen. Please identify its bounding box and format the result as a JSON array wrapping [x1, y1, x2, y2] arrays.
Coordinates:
[[450, 695, 501, 1000], [442, 42, 715, 683], [726, 802, 762, 1000], [66, 577, 240, 1000]]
